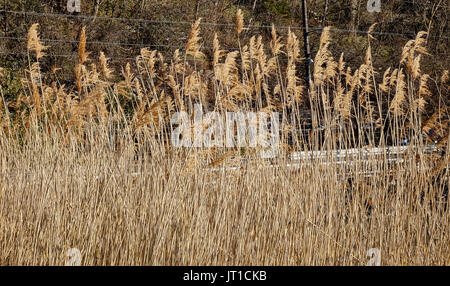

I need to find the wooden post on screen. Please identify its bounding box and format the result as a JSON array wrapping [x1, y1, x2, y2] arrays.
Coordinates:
[[322, 0, 328, 26], [194, 0, 200, 20], [3, 0, 7, 36], [301, 0, 312, 89], [351, 0, 358, 34]]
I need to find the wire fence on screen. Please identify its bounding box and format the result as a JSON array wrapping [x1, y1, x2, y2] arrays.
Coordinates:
[[397, 0, 447, 8], [1, 5, 448, 65], [1, 9, 448, 39], [0, 35, 187, 49]]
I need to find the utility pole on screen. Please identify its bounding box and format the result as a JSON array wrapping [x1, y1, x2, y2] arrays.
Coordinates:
[[301, 0, 312, 90]]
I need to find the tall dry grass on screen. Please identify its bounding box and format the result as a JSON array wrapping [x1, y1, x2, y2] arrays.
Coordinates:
[[0, 12, 448, 265]]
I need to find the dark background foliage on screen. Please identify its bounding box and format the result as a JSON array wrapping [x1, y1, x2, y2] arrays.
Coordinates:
[[0, 0, 448, 100]]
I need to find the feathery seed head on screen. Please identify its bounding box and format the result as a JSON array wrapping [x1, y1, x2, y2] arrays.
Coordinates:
[[186, 18, 205, 59], [236, 9, 245, 36], [27, 23, 48, 59]]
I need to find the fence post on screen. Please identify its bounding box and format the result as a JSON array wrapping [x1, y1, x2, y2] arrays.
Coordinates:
[[301, 0, 312, 90], [3, 0, 7, 36]]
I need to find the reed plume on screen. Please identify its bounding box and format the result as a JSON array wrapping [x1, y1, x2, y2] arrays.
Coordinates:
[[27, 23, 47, 59], [186, 18, 205, 60]]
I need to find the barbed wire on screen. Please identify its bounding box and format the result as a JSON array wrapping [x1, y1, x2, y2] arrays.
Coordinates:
[[1, 32, 448, 64], [0, 35, 235, 52], [1, 34, 447, 63], [0, 50, 227, 62], [0, 35, 185, 48], [1, 48, 446, 70], [329, 0, 448, 8], [396, 0, 448, 8], [0, 47, 301, 63], [1, 9, 448, 39], [0, 50, 134, 60]]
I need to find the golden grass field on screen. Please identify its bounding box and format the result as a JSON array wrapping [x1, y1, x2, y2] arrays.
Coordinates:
[[0, 11, 448, 265]]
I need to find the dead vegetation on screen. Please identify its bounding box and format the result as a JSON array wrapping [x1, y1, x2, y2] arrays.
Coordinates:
[[0, 11, 448, 265]]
